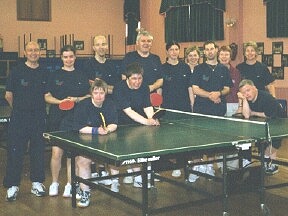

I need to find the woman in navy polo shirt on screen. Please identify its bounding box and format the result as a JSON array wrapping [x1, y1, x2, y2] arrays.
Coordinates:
[[45, 45, 90, 198]]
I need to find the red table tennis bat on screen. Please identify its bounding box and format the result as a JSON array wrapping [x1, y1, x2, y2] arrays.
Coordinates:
[[150, 93, 163, 107], [59, 100, 75, 111]]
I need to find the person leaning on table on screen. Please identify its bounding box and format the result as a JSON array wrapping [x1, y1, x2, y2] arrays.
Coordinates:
[[237, 79, 286, 175], [113, 62, 160, 188]]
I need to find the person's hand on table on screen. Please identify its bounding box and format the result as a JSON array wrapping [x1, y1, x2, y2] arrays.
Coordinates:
[[147, 118, 160, 126]]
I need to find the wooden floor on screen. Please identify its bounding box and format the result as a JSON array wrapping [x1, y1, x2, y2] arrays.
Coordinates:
[[1, 133, 288, 215]]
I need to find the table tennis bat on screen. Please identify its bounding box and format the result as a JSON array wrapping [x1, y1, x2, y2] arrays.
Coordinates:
[[99, 112, 107, 128], [150, 93, 163, 107], [59, 100, 75, 111], [152, 108, 166, 119]]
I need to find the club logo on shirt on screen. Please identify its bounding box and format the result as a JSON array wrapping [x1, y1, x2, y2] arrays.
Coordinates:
[[55, 80, 64, 86], [202, 75, 209, 82], [20, 79, 28, 86]]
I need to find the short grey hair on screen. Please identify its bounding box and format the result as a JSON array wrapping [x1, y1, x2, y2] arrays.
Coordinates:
[[136, 28, 153, 42], [239, 79, 255, 89]]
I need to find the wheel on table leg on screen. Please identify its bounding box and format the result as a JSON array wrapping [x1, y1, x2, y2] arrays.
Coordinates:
[[150, 186, 157, 194], [261, 204, 271, 216]]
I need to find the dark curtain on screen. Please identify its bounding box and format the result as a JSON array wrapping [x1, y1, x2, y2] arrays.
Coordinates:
[[164, 6, 190, 42], [124, 0, 140, 45], [189, 3, 224, 42], [160, 0, 225, 14], [266, 0, 288, 38], [160, 0, 225, 43]]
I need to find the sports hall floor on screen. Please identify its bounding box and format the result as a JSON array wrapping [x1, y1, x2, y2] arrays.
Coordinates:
[[0, 128, 288, 216]]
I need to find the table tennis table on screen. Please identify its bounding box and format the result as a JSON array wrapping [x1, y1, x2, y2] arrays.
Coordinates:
[[0, 105, 11, 123], [0, 106, 11, 147], [44, 110, 288, 216]]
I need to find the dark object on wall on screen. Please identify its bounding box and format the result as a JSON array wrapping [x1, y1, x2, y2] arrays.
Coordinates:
[[46, 50, 56, 58], [272, 67, 284, 80], [124, 0, 140, 45], [37, 39, 47, 50], [17, 0, 51, 21], [256, 42, 264, 55], [262, 55, 273, 67], [272, 42, 283, 54], [73, 41, 84, 50], [229, 43, 238, 61]]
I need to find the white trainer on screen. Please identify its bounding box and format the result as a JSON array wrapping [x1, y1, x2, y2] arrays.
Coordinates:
[[188, 166, 200, 183], [98, 171, 112, 185], [171, 169, 181, 177], [123, 176, 134, 184], [206, 165, 215, 177], [91, 172, 99, 184], [111, 179, 120, 193], [49, 182, 59, 196], [6, 186, 19, 201], [63, 183, 72, 198], [133, 175, 151, 188], [31, 182, 46, 197]]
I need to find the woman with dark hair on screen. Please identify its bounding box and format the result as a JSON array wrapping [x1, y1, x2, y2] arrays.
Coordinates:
[[161, 41, 193, 112], [161, 42, 194, 177], [45, 45, 90, 198]]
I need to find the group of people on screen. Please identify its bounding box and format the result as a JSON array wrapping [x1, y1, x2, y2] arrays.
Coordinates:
[[3, 29, 285, 208]]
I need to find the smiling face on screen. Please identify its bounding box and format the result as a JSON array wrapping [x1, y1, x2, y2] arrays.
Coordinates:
[[127, 73, 143, 90], [24, 42, 40, 64], [61, 50, 76, 68], [245, 45, 257, 62], [218, 50, 231, 66], [186, 50, 200, 65], [93, 36, 108, 58], [136, 35, 153, 56]]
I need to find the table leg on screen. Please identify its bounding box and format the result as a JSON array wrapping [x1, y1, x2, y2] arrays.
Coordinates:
[[142, 163, 149, 216], [70, 152, 77, 208], [222, 152, 229, 215]]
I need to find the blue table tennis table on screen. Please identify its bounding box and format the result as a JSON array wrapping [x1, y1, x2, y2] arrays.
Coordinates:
[[44, 110, 288, 216]]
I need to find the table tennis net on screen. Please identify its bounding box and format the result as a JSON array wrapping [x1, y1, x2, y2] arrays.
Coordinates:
[[159, 109, 268, 141]]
